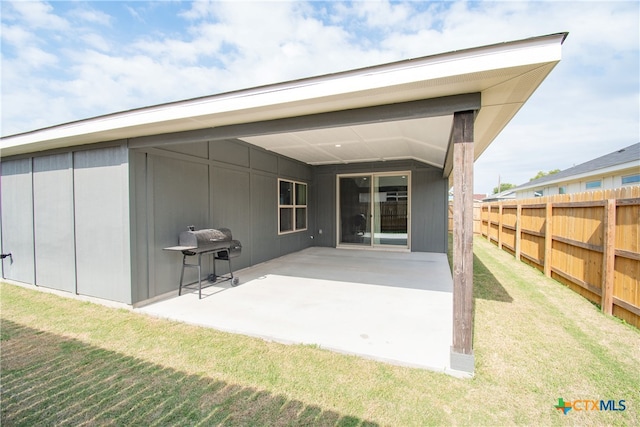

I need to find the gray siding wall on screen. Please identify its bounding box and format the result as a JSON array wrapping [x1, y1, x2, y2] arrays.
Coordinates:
[[313, 160, 448, 253], [1, 159, 35, 283], [2, 136, 447, 305], [130, 138, 313, 303], [1, 144, 132, 303]]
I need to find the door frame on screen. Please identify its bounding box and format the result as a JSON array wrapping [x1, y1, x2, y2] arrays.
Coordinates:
[[336, 171, 411, 251]]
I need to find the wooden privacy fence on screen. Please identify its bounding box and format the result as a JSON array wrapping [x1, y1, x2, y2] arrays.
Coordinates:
[[480, 187, 640, 329], [448, 202, 482, 234]]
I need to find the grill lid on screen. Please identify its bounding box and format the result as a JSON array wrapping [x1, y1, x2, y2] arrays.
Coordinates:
[[179, 227, 232, 248], [164, 226, 240, 254]]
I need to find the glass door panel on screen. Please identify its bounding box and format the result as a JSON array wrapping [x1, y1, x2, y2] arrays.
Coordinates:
[[339, 176, 371, 245], [373, 175, 408, 246]]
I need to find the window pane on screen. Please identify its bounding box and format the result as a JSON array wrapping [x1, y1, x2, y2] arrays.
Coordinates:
[[586, 180, 601, 189], [295, 183, 307, 205], [295, 207, 306, 230], [280, 208, 293, 232], [622, 174, 640, 185], [280, 181, 293, 205]]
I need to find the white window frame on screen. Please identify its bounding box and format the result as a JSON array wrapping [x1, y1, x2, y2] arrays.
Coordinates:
[[278, 179, 308, 235]]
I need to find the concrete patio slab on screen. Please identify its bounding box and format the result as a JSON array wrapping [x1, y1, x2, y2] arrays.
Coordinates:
[[136, 247, 454, 373]]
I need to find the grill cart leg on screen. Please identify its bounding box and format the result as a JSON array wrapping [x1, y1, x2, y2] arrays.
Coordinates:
[[197, 253, 203, 299], [213, 252, 217, 279], [179, 252, 204, 299], [227, 257, 240, 286], [179, 254, 187, 296]]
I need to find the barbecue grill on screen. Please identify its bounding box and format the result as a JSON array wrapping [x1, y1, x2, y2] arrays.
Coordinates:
[[164, 226, 241, 299]]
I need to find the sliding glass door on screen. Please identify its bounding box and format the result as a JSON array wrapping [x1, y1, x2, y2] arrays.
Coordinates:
[[338, 173, 409, 249]]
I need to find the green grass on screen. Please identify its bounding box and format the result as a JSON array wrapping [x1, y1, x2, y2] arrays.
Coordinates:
[[1, 236, 639, 426]]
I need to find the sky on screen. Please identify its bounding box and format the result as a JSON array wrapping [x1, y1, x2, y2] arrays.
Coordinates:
[[1, 1, 638, 194]]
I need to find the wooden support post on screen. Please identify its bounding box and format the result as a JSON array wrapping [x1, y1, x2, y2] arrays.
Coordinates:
[[515, 203, 522, 261], [544, 202, 553, 277], [602, 199, 616, 315], [451, 110, 475, 374]]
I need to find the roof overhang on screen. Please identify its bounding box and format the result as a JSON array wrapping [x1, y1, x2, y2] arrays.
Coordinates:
[[1, 33, 567, 176]]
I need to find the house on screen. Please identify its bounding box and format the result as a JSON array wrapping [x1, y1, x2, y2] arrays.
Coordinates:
[[0, 33, 567, 373], [513, 142, 640, 198], [482, 189, 516, 202]]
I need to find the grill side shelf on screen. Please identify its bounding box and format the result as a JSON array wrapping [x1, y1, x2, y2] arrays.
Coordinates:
[[163, 246, 197, 252]]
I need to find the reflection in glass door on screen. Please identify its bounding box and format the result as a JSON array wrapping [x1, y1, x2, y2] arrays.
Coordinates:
[[338, 173, 409, 248], [373, 175, 408, 246], [339, 176, 371, 245]]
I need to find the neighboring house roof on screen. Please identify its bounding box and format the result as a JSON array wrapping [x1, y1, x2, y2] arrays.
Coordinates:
[[483, 190, 516, 202], [1, 33, 567, 178], [514, 142, 640, 191]]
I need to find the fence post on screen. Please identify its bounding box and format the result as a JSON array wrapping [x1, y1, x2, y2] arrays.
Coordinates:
[[602, 198, 616, 315], [486, 205, 491, 241], [515, 203, 522, 261], [498, 204, 503, 250], [544, 202, 553, 277]]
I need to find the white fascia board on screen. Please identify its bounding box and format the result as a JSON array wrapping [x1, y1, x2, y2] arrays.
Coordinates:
[[515, 161, 640, 191], [1, 33, 565, 156]]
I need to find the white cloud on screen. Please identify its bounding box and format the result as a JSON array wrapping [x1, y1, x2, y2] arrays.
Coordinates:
[[68, 7, 113, 26], [0, 22, 36, 46], [124, 5, 145, 24], [1, 1, 637, 195], [7, 1, 69, 31]]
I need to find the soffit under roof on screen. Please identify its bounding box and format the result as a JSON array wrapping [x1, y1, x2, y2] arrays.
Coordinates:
[[1, 33, 567, 173], [241, 62, 559, 169]]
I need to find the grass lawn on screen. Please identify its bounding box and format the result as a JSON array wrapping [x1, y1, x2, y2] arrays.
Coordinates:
[[1, 236, 639, 426]]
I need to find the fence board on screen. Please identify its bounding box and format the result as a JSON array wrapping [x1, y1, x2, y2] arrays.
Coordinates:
[[482, 186, 640, 329], [616, 204, 639, 253]]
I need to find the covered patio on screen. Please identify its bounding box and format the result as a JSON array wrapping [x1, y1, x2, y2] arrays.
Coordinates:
[[136, 247, 456, 374], [1, 33, 567, 376]]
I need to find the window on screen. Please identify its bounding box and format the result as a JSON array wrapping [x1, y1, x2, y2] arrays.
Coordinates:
[[278, 179, 307, 234], [621, 174, 640, 185], [585, 180, 601, 189], [558, 186, 567, 195]]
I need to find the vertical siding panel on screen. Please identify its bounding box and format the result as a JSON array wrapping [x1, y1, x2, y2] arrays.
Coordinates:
[[74, 146, 131, 303], [211, 167, 251, 272], [33, 153, 76, 292], [150, 155, 209, 296], [130, 151, 150, 303], [0, 159, 35, 284], [251, 173, 278, 264]]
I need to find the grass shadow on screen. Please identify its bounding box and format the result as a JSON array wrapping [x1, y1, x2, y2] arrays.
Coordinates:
[[473, 254, 513, 303], [448, 233, 512, 303], [0, 319, 379, 427]]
